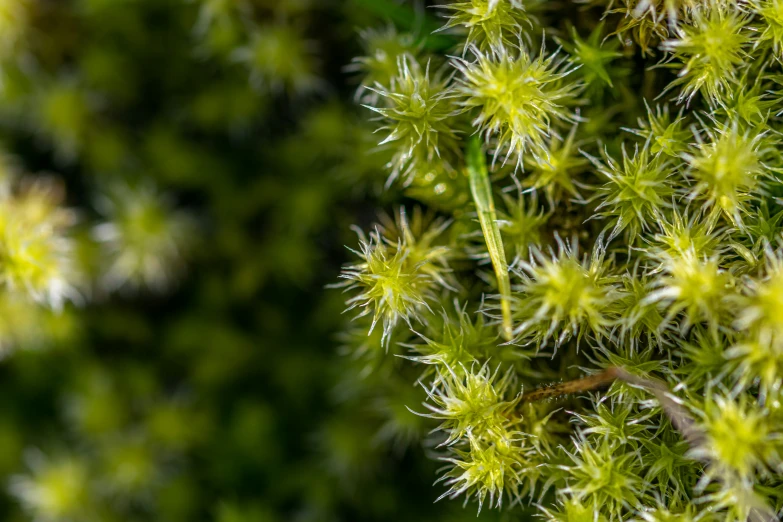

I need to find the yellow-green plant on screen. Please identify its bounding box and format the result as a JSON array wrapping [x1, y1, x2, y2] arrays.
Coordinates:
[[336, 1, 783, 519]]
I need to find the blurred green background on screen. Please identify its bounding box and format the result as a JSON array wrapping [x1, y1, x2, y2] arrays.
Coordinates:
[[0, 0, 516, 521]]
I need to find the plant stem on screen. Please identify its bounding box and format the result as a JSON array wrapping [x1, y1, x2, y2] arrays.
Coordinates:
[[520, 368, 620, 403], [466, 136, 513, 341], [520, 367, 696, 440], [520, 366, 778, 521]]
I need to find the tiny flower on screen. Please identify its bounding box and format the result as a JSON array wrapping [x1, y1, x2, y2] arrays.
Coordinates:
[[644, 248, 733, 333], [510, 234, 623, 347], [725, 337, 783, 397], [728, 248, 783, 395], [691, 393, 780, 482], [682, 120, 775, 227], [557, 435, 645, 519], [437, 432, 530, 512], [647, 208, 724, 259], [233, 24, 319, 94], [0, 177, 82, 309], [348, 26, 418, 103], [339, 235, 430, 344], [418, 362, 519, 445], [375, 207, 456, 291], [587, 141, 677, 243], [522, 125, 588, 203], [625, 103, 690, 158], [336, 209, 452, 346], [574, 397, 655, 448], [93, 181, 196, 294], [9, 451, 93, 521], [749, 0, 783, 59], [661, 3, 753, 105], [453, 45, 581, 167], [403, 301, 500, 370], [0, 224, 80, 310], [364, 55, 462, 185], [437, 0, 534, 53], [734, 246, 783, 351]]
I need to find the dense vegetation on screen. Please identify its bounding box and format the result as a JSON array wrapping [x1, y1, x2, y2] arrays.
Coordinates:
[[4, 1, 783, 521], [0, 1, 464, 521], [337, 0, 783, 520]]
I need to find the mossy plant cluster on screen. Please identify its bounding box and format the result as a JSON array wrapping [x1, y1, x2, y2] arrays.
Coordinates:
[[338, 0, 783, 520], [0, 1, 463, 522]]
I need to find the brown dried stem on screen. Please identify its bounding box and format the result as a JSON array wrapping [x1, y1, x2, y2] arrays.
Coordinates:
[[521, 366, 777, 521]]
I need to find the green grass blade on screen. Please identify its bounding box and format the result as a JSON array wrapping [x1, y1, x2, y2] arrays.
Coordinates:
[[466, 137, 513, 341]]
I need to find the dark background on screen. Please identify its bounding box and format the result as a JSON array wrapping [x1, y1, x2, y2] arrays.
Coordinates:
[[0, 0, 516, 521]]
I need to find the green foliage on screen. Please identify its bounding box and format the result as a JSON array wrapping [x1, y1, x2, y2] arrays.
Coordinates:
[[510, 235, 623, 347], [9, 0, 783, 521], [608, 0, 697, 55], [453, 45, 581, 165], [351, 27, 419, 103], [338, 209, 453, 345], [627, 103, 690, 158], [559, 24, 623, 93], [234, 25, 319, 94], [521, 125, 588, 203], [683, 120, 776, 226], [751, 0, 783, 58], [588, 142, 676, 242], [333, 0, 783, 520], [438, 0, 535, 53], [557, 434, 646, 518], [0, 1, 484, 522], [661, 2, 753, 104], [93, 181, 197, 293], [365, 56, 462, 184]]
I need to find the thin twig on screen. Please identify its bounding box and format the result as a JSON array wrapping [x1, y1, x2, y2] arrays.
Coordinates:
[[520, 367, 620, 403], [521, 366, 777, 522]]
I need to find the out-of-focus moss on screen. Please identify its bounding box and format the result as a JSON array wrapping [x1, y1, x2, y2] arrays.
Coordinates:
[[0, 1, 511, 521]]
